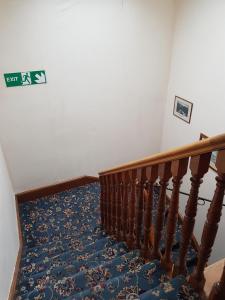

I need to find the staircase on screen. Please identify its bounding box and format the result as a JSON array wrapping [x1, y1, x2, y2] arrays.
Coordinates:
[[15, 183, 197, 300], [15, 134, 225, 300]]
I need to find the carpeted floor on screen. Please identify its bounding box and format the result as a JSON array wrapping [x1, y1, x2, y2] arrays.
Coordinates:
[[15, 182, 200, 300]]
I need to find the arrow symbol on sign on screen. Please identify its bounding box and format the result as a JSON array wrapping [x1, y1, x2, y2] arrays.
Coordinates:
[[34, 72, 46, 84]]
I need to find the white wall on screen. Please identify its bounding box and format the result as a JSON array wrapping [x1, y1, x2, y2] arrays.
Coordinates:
[[0, 144, 19, 300], [161, 0, 225, 263], [0, 0, 175, 193]]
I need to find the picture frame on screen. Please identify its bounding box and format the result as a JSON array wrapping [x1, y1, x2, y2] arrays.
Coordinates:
[[173, 96, 193, 124], [200, 133, 218, 172]]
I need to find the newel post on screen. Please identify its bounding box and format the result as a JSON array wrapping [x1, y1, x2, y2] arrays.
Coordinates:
[[151, 162, 172, 260], [189, 150, 225, 292], [161, 158, 189, 273], [174, 153, 211, 276]]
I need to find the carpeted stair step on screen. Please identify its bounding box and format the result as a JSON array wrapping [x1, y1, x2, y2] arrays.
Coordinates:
[[16, 250, 142, 299], [65, 260, 169, 300], [21, 217, 102, 248], [19, 183, 101, 248], [20, 236, 119, 279], [139, 275, 200, 300], [20, 183, 100, 214], [16, 182, 199, 300], [21, 228, 107, 264]]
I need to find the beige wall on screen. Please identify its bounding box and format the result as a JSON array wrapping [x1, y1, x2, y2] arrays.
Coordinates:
[[0, 144, 19, 300], [161, 0, 225, 263], [0, 0, 175, 193]]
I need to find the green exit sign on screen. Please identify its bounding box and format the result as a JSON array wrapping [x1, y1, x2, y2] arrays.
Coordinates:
[[4, 70, 47, 87]]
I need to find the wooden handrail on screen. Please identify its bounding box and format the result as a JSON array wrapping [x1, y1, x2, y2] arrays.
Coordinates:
[[99, 133, 225, 175], [99, 132, 225, 296]]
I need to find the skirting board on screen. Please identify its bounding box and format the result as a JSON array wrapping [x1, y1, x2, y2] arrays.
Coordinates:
[[16, 175, 99, 203], [8, 245, 22, 300], [8, 175, 99, 300]]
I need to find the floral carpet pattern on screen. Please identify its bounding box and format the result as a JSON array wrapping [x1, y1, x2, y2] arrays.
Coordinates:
[[16, 182, 200, 300]]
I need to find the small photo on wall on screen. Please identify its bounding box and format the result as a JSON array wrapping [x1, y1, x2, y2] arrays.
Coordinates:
[[200, 133, 218, 172], [173, 96, 193, 124]]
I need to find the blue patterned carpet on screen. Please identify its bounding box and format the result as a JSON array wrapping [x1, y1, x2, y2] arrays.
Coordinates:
[[15, 182, 200, 300]]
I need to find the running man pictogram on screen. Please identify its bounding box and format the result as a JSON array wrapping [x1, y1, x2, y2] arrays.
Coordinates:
[[21, 72, 31, 85]]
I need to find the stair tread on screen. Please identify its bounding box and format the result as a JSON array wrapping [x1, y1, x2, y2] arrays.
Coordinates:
[[140, 275, 200, 300], [21, 235, 113, 267], [22, 227, 107, 263], [20, 237, 125, 279], [16, 250, 142, 298], [66, 260, 168, 300], [15, 182, 199, 300], [19, 182, 101, 248]]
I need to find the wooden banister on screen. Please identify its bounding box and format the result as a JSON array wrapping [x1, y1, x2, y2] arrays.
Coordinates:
[[98, 133, 225, 298], [122, 171, 130, 241], [151, 162, 172, 260], [174, 153, 211, 276], [127, 169, 137, 249], [161, 158, 189, 273], [99, 176, 106, 228], [115, 173, 123, 240], [135, 167, 146, 248], [189, 149, 225, 292], [99, 133, 225, 175], [142, 165, 158, 258], [111, 174, 117, 235]]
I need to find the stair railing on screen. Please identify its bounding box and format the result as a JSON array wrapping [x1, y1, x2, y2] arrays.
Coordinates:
[[99, 133, 225, 298]]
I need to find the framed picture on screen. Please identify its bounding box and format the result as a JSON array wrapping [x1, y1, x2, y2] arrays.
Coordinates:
[[173, 96, 193, 124], [200, 133, 218, 172]]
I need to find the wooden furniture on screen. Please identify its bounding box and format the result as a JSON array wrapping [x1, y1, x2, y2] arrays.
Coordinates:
[[99, 133, 225, 298]]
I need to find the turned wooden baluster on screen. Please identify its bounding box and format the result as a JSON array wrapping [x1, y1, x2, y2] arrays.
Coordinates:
[[127, 169, 137, 249], [116, 172, 123, 241], [151, 162, 172, 260], [161, 158, 189, 273], [208, 263, 225, 300], [111, 174, 117, 235], [122, 171, 130, 241], [106, 175, 112, 234], [134, 167, 146, 249], [99, 176, 106, 229], [142, 165, 158, 258], [189, 149, 225, 292], [104, 175, 109, 232], [174, 153, 211, 276], [114, 174, 119, 236]]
